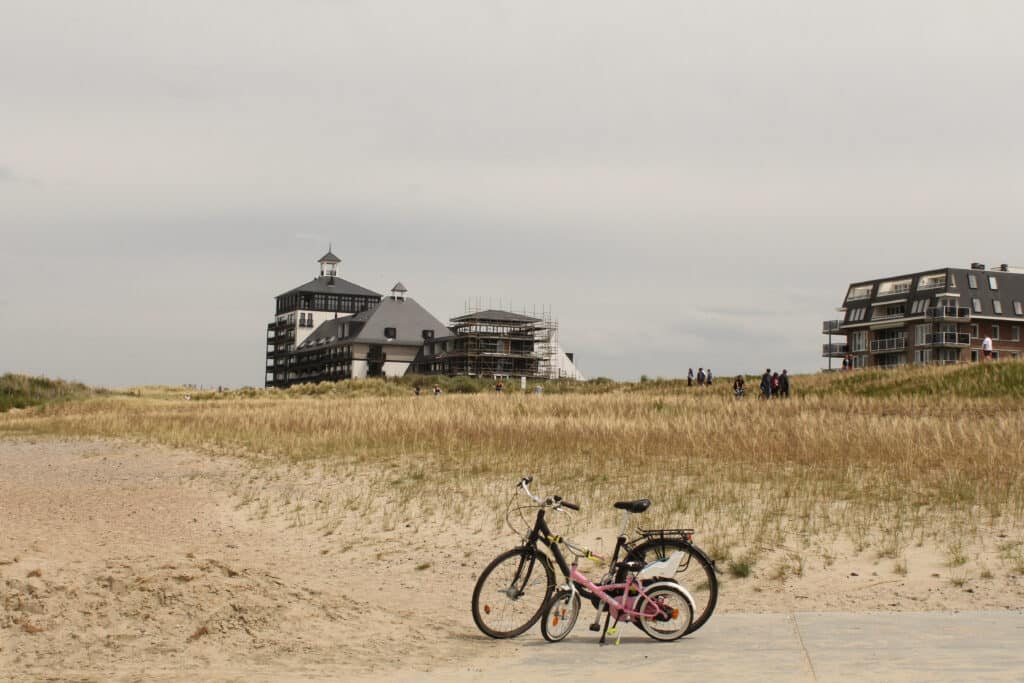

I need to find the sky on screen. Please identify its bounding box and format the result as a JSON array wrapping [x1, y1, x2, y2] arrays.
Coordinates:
[[2, 1, 1024, 387]]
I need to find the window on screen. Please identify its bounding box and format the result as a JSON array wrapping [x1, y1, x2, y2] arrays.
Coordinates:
[[878, 278, 912, 296], [972, 298, 982, 313], [914, 349, 932, 364], [993, 325, 1000, 340], [848, 307, 866, 322], [1013, 326, 1021, 342], [917, 273, 946, 290], [993, 300, 1003, 315], [847, 284, 873, 302], [384, 327, 396, 339], [968, 274, 978, 289], [1015, 301, 1023, 316], [911, 299, 929, 314], [915, 324, 929, 346], [851, 331, 868, 353], [989, 276, 999, 290], [971, 324, 980, 339]]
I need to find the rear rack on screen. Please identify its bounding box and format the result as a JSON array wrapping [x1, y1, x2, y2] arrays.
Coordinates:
[[637, 528, 695, 541]]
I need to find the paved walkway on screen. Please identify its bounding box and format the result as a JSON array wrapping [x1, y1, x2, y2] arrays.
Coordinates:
[[393, 611, 1024, 682]]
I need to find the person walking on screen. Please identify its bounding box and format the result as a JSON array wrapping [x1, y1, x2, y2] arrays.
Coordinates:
[[779, 369, 790, 398], [687, 368, 694, 387], [706, 368, 713, 386], [770, 372, 780, 398], [760, 369, 771, 399], [982, 335, 993, 361], [697, 368, 706, 387], [733, 375, 745, 398]]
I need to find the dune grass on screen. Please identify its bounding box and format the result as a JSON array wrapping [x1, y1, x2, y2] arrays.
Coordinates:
[[2, 362, 1023, 569], [0, 373, 99, 413]]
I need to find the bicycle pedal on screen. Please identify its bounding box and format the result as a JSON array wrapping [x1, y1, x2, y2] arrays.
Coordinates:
[[607, 627, 618, 635], [589, 624, 601, 632]]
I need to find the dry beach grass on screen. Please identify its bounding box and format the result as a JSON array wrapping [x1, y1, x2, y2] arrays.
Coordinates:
[[2, 363, 1024, 678]]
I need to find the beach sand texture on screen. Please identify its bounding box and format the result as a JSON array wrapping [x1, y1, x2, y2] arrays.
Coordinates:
[[2, 438, 1023, 681]]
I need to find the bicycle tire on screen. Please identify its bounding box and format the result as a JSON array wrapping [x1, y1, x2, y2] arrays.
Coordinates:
[[636, 582, 693, 641], [620, 538, 718, 634], [471, 547, 555, 638], [540, 589, 581, 642]]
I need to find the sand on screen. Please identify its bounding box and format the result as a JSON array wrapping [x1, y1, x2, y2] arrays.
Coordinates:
[[2, 438, 1023, 681]]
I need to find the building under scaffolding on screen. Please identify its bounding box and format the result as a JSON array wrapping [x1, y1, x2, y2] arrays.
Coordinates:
[[411, 305, 584, 380]]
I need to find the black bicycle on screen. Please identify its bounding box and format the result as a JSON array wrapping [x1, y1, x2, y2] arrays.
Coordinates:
[[470, 477, 719, 639]]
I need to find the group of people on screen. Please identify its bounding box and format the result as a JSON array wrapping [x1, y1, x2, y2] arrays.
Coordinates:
[[730, 369, 790, 398], [690, 366, 791, 399], [686, 367, 714, 387]]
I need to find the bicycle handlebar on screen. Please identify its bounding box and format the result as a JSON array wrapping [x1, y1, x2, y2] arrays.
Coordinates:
[[518, 476, 579, 512]]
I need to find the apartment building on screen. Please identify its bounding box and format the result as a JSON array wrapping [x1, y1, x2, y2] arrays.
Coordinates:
[[822, 263, 1024, 368]]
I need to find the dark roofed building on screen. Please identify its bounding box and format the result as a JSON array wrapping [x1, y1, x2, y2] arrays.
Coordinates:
[[266, 252, 585, 386], [823, 263, 1024, 369], [287, 287, 451, 383], [265, 250, 383, 387]]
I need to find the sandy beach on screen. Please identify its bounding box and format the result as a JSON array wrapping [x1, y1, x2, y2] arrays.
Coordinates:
[[3, 438, 1023, 681]]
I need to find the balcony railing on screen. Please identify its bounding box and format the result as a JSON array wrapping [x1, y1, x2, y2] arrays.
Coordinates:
[[871, 310, 907, 322], [822, 343, 849, 357], [870, 337, 906, 353], [925, 306, 971, 321], [925, 332, 970, 347], [822, 320, 844, 334]]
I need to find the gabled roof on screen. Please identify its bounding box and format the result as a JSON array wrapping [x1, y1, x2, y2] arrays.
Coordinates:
[[450, 309, 541, 323], [318, 250, 341, 264], [391, 282, 408, 293], [297, 297, 451, 349], [277, 276, 381, 299]]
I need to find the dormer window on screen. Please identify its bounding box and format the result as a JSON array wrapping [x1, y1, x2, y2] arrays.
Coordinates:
[[877, 278, 912, 296], [384, 327, 396, 339], [989, 276, 999, 290], [917, 273, 946, 290], [847, 284, 872, 302]]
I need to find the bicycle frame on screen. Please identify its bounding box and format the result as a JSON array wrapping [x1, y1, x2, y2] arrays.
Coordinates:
[[566, 566, 672, 623]]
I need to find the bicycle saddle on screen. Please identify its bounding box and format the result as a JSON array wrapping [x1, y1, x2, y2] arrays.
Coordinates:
[[613, 499, 651, 514]]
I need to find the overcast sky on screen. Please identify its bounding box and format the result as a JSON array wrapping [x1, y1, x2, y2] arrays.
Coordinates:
[[3, 1, 1023, 387]]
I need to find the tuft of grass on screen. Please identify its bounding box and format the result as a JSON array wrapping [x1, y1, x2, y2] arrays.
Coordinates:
[[728, 556, 755, 579]]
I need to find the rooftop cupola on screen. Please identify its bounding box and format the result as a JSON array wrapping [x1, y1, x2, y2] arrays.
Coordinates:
[[318, 246, 341, 277], [391, 282, 408, 301]]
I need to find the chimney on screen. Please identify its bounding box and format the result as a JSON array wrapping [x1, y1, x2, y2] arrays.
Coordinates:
[[1000, 264, 1009, 272], [970, 262, 986, 270]]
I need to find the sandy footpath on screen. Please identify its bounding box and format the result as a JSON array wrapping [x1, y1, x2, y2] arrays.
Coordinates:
[[2, 438, 1023, 681]]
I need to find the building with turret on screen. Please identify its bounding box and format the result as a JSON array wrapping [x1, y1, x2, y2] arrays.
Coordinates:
[[266, 250, 584, 386]]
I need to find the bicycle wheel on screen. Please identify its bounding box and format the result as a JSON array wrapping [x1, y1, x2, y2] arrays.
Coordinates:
[[540, 589, 581, 643], [471, 547, 554, 638], [636, 583, 693, 641], [620, 538, 718, 634]]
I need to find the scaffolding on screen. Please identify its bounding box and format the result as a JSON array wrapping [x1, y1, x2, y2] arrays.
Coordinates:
[[455, 300, 560, 379]]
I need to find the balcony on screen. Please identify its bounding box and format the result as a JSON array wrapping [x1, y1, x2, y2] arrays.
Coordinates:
[[925, 332, 970, 347], [925, 306, 970, 322], [822, 320, 844, 334], [871, 311, 906, 322], [870, 337, 906, 353], [822, 343, 849, 357]]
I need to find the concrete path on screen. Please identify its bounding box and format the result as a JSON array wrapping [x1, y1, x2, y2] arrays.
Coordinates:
[[392, 611, 1024, 682]]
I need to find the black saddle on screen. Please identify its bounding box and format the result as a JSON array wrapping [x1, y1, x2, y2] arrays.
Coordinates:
[[613, 499, 651, 514]]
